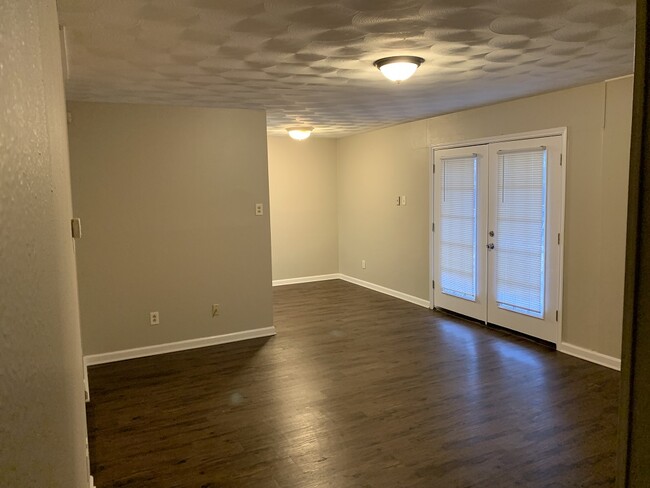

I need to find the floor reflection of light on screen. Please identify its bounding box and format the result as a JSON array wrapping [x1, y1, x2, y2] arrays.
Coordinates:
[[491, 341, 545, 370], [266, 339, 331, 464], [489, 339, 551, 417], [437, 322, 479, 360], [437, 322, 480, 395], [437, 321, 479, 348], [436, 321, 549, 410]]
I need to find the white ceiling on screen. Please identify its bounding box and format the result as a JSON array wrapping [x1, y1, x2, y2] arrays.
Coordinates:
[[58, 0, 636, 137]]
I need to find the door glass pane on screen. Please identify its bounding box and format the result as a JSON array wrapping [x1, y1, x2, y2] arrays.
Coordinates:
[[495, 149, 547, 318], [440, 156, 477, 301]]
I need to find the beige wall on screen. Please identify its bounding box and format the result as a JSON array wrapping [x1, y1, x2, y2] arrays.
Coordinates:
[[338, 78, 633, 358], [0, 0, 88, 485], [268, 136, 339, 281], [337, 123, 430, 298], [68, 102, 273, 356], [600, 78, 634, 354]]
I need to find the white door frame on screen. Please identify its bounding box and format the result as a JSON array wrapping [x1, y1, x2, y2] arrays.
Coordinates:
[[429, 127, 568, 343]]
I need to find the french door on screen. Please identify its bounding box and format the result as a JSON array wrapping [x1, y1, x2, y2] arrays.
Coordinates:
[[433, 136, 563, 343]]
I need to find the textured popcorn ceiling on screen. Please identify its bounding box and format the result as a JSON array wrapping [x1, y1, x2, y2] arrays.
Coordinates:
[[58, 0, 635, 137]]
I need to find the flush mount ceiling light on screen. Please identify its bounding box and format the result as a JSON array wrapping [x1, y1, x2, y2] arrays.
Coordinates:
[[373, 56, 425, 83], [287, 127, 314, 141]]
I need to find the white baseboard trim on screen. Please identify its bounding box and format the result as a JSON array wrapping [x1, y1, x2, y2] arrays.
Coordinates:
[[84, 327, 277, 366], [272, 273, 431, 309], [272, 274, 340, 286], [558, 342, 621, 371], [339, 274, 431, 308]]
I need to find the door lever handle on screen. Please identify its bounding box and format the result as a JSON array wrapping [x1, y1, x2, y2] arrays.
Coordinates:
[[487, 243, 495, 250]]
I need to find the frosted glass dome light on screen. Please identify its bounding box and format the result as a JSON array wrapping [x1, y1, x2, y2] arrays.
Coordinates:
[[287, 127, 314, 140], [374, 56, 424, 83]]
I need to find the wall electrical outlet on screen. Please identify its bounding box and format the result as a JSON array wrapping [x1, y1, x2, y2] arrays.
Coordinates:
[[150, 311, 159, 326], [362, 259, 367, 269], [255, 203, 264, 216], [212, 304, 220, 317]]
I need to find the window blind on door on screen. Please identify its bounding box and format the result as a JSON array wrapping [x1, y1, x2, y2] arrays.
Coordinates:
[[495, 148, 547, 318], [440, 155, 478, 301]]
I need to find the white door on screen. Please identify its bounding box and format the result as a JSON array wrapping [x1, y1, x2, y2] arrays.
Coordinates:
[[486, 137, 563, 343], [433, 145, 488, 322], [433, 135, 563, 344]]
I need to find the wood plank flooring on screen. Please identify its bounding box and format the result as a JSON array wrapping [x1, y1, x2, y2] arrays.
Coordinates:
[[87, 280, 619, 487]]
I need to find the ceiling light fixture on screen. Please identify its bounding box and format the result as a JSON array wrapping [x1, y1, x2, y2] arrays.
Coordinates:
[[373, 56, 425, 83], [287, 127, 314, 141]]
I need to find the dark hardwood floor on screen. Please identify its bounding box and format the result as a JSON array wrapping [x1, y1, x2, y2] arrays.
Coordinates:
[[87, 280, 619, 487]]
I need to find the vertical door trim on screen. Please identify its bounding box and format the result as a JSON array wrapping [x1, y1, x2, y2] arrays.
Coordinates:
[[429, 147, 435, 309], [618, 1, 647, 483], [429, 127, 567, 343], [557, 129, 568, 343]]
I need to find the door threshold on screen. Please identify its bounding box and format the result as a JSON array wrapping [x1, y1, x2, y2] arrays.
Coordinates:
[[433, 306, 556, 350]]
